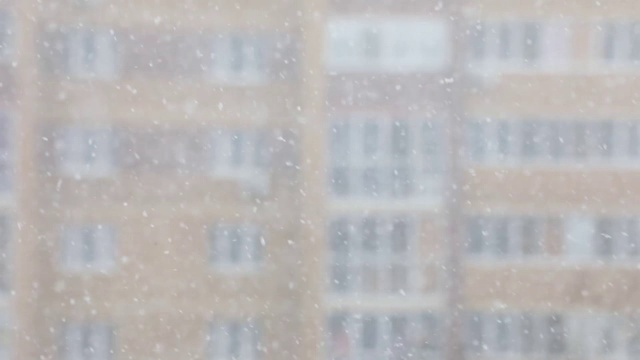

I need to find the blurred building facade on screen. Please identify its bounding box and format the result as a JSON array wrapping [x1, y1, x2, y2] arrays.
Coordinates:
[[0, 0, 639, 359]]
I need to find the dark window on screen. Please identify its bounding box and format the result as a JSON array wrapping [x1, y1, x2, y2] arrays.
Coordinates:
[[466, 314, 484, 352], [496, 122, 510, 157], [470, 23, 485, 61], [631, 23, 640, 61], [362, 317, 377, 350], [548, 122, 566, 160], [391, 166, 412, 197], [392, 121, 409, 159], [520, 314, 536, 354], [362, 218, 378, 254], [521, 121, 539, 158], [603, 24, 617, 61], [546, 314, 566, 354], [468, 121, 485, 161], [362, 167, 379, 196], [521, 218, 541, 256], [523, 22, 540, 63], [594, 122, 613, 158], [628, 123, 639, 158], [363, 122, 379, 158], [494, 218, 510, 256], [331, 167, 350, 196], [498, 24, 512, 59], [81, 228, 96, 264], [573, 122, 589, 159], [595, 218, 615, 259], [495, 314, 511, 352], [230, 36, 245, 72], [390, 316, 408, 358], [627, 218, 639, 257], [391, 219, 408, 253], [467, 217, 485, 254]]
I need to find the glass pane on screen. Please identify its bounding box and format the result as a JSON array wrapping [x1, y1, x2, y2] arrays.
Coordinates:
[[470, 23, 485, 61], [494, 218, 509, 256], [467, 217, 485, 255], [391, 219, 408, 253], [523, 22, 539, 62], [546, 315, 566, 354], [521, 218, 541, 256], [362, 317, 378, 350]]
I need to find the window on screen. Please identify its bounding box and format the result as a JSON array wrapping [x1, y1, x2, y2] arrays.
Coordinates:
[[565, 216, 640, 261], [210, 129, 269, 182], [0, 217, 9, 292], [211, 34, 266, 84], [208, 319, 262, 360], [327, 312, 440, 360], [61, 225, 116, 272], [329, 118, 443, 199], [595, 218, 615, 258], [210, 224, 263, 270], [546, 314, 566, 354], [56, 127, 114, 179], [328, 216, 416, 295], [0, 13, 13, 63], [465, 312, 566, 356], [68, 28, 117, 78], [465, 216, 545, 259], [469, 20, 570, 72], [520, 314, 536, 354], [468, 119, 640, 165], [0, 314, 8, 360], [564, 215, 595, 259], [0, 115, 10, 193], [590, 315, 624, 356], [629, 316, 640, 356], [326, 18, 450, 73], [362, 28, 381, 61], [466, 313, 484, 353], [61, 323, 114, 360], [494, 314, 516, 352], [597, 22, 640, 66], [466, 217, 485, 255], [73, 0, 104, 8], [467, 120, 486, 162], [328, 314, 350, 360]]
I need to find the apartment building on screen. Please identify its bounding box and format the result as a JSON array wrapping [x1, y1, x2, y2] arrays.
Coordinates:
[[3, 0, 305, 359], [0, 0, 638, 359], [309, 1, 457, 359], [462, 0, 640, 359]]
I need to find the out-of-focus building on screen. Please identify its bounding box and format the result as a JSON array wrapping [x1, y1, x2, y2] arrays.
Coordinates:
[[461, 1, 640, 359], [7, 0, 304, 359], [1, 0, 640, 359]]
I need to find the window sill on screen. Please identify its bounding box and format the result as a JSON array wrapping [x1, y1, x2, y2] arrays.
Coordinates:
[[325, 293, 443, 311], [210, 264, 263, 275], [66, 72, 119, 81], [467, 162, 640, 171], [467, 63, 572, 75], [208, 75, 269, 87], [466, 258, 640, 269], [59, 266, 116, 276], [59, 169, 116, 180], [329, 196, 442, 211]]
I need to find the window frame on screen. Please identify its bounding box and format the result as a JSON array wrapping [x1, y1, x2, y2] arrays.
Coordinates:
[[67, 28, 117, 79], [327, 215, 421, 296], [209, 223, 264, 272], [60, 224, 116, 274]]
